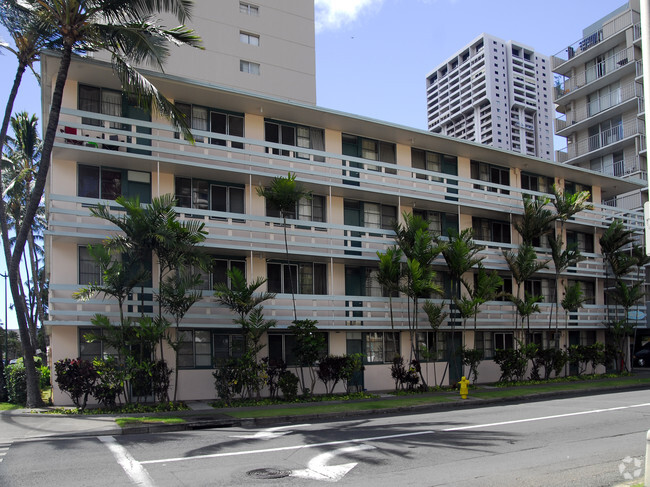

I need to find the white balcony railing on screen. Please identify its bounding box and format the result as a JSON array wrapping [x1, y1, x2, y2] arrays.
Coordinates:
[[562, 119, 644, 161]]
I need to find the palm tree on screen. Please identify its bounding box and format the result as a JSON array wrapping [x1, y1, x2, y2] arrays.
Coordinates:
[[3, 112, 46, 347], [422, 300, 447, 386], [599, 220, 636, 322], [376, 245, 403, 356], [503, 243, 549, 334], [437, 228, 484, 380], [548, 234, 584, 335], [90, 194, 207, 360], [514, 196, 554, 246], [257, 173, 311, 322], [0, 0, 202, 407]]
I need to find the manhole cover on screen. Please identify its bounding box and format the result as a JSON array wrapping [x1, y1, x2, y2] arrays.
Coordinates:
[[246, 468, 291, 479]]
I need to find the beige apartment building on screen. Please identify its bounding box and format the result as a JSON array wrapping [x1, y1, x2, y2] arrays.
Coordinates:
[[42, 41, 645, 402], [553, 0, 645, 211]]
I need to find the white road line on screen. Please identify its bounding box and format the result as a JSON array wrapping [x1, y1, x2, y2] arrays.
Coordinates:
[[140, 430, 435, 465], [443, 402, 650, 431], [99, 436, 155, 487]]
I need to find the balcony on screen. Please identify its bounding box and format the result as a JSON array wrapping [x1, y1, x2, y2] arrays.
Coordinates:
[[552, 10, 639, 72], [554, 47, 636, 103], [52, 107, 645, 235], [555, 81, 642, 135], [560, 119, 644, 163]]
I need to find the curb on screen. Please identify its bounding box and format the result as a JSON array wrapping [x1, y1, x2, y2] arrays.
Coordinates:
[[6, 380, 649, 439]]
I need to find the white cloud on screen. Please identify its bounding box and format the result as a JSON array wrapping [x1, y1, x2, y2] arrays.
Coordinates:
[[314, 0, 384, 32]]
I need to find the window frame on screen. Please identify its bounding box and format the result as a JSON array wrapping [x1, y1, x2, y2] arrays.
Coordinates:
[[175, 177, 245, 215], [264, 120, 326, 161], [267, 262, 327, 295], [268, 332, 329, 367], [77, 164, 151, 203]]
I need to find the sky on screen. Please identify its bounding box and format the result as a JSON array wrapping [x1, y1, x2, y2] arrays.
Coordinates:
[[0, 0, 628, 329]]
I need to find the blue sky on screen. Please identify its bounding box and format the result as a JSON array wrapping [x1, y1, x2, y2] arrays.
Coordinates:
[[0, 0, 627, 328]]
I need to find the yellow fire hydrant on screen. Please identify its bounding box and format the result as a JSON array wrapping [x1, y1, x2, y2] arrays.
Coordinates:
[[459, 376, 470, 399]]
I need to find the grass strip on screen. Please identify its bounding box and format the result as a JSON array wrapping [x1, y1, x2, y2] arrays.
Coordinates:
[[225, 395, 455, 419], [0, 403, 21, 411], [115, 417, 186, 428], [473, 376, 650, 399]]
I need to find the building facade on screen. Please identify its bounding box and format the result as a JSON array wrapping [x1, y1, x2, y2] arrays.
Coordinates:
[[426, 34, 554, 160], [552, 0, 645, 211], [42, 50, 645, 404], [91, 1, 317, 105]]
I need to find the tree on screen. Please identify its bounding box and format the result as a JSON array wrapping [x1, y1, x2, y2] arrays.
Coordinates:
[[256, 173, 310, 322], [288, 319, 325, 395], [3, 112, 46, 348], [503, 243, 548, 333], [422, 299, 447, 386], [599, 220, 635, 322], [376, 245, 402, 347], [548, 234, 584, 335], [214, 268, 276, 399], [514, 196, 554, 246], [0, 0, 202, 407], [437, 228, 483, 380], [394, 212, 442, 386], [91, 194, 207, 360]]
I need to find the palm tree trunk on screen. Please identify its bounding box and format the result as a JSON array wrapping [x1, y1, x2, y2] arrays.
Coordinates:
[[282, 215, 297, 322], [6, 45, 74, 407]]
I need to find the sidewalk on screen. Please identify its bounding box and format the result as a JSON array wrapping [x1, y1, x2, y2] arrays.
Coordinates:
[[2, 372, 649, 442]]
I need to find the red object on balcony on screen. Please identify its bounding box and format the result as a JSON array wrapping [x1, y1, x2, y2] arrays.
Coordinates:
[[63, 126, 82, 145]]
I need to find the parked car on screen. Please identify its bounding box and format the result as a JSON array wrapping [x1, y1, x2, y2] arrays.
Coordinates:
[[633, 343, 650, 367]]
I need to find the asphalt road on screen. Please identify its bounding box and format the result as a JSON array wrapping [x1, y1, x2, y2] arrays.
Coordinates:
[[1, 389, 649, 486]]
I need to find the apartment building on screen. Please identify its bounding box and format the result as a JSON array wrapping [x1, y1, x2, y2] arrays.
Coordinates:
[[426, 34, 554, 160], [91, 1, 317, 105], [552, 0, 644, 211], [42, 48, 645, 403]]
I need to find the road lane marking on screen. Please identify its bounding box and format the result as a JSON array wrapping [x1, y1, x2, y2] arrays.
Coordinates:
[[140, 430, 435, 465], [230, 423, 311, 440], [99, 436, 154, 487], [291, 444, 376, 482], [442, 402, 650, 431]]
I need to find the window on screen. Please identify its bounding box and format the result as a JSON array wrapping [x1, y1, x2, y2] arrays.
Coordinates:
[[364, 332, 399, 364], [268, 332, 328, 366], [212, 333, 245, 362], [240, 60, 260, 75], [239, 2, 258, 15], [412, 209, 458, 236], [265, 194, 326, 223], [494, 332, 514, 350], [564, 181, 592, 202], [267, 262, 327, 294], [78, 165, 151, 203], [411, 148, 458, 181], [177, 330, 245, 368], [566, 231, 594, 253], [78, 85, 122, 127], [194, 258, 246, 291], [472, 217, 511, 243], [342, 134, 397, 174], [471, 160, 510, 193], [178, 330, 212, 368], [240, 32, 259, 46], [79, 328, 116, 361], [521, 172, 553, 194], [176, 103, 244, 148], [79, 246, 101, 285], [524, 279, 555, 301], [265, 120, 325, 161], [175, 177, 245, 214], [567, 280, 595, 305], [474, 331, 494, 359]]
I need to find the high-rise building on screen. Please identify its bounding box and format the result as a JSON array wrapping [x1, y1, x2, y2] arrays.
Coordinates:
[[426, 34, 554, 160], [552, 0, 644, 211], [92, 1, 317, 105]]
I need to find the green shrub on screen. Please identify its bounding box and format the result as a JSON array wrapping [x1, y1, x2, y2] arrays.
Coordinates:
[[39, 365, 51, 390], [5, 363, 27, 405], [494, 348, 528, 383], [278, 370, 299, 401], [54, 358, 98, 411]]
